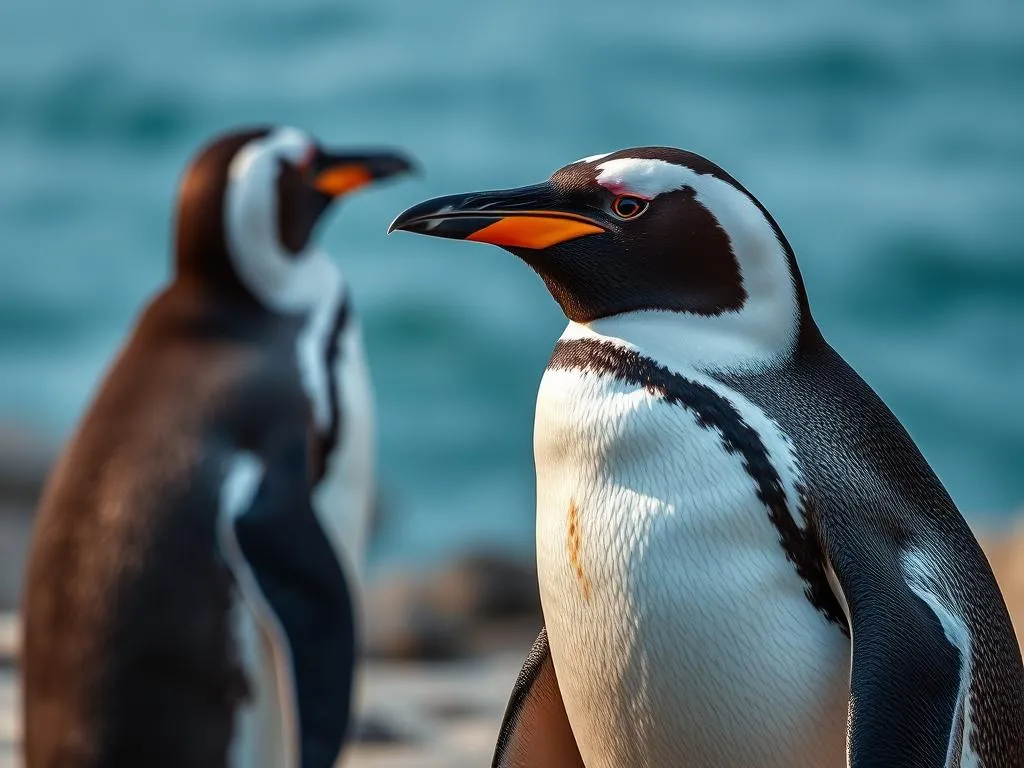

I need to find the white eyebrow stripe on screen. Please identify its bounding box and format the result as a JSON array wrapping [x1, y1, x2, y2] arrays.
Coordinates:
[[595, 158, 693, 199], [576, 152, 611, 164]]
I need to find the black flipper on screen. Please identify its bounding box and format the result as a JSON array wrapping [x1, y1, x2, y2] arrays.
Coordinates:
[[231, 435, 355, 768], [492, 628, 584, 768], [823, 519, 967, 767]]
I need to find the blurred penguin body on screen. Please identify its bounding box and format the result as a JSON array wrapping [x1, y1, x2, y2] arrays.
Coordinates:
[[21, 127, 412, 767]]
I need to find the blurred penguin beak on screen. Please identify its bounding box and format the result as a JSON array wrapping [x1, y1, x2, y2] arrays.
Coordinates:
[[312, 150, 416, 197]]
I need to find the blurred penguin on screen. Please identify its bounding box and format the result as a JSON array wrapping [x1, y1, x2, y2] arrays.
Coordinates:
[[21, 126, 413, 768]]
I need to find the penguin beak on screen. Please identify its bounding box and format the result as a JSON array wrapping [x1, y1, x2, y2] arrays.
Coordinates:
[[311, 150, 416, 197], [387, 183, 605, 250]]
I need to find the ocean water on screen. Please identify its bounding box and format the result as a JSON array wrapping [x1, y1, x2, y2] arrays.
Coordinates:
[[0, 0, 1022, 570]]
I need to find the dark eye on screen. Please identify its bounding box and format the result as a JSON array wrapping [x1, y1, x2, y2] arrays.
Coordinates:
[[611, 195, 648, 220]]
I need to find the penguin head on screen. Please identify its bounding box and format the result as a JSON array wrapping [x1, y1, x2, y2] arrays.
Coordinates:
[[176, 126, 413, 312], [390, 147, 811, 357]]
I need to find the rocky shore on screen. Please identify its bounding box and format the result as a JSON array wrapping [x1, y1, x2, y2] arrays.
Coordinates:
[[1, 426, 1022, 766], [0, 426, 50, 613], [0, 611, 519, 768]]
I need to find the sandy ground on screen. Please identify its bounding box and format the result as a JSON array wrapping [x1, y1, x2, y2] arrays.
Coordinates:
[[0, 611, 517, 768], [2, 524, 1022, 767]]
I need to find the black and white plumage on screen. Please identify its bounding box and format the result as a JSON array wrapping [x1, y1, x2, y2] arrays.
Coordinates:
[[21, 126, 413, 768], [390, 147, 1024, 767]]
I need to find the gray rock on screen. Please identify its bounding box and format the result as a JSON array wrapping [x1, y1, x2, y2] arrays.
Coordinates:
[[0, 425, 54, 612], [0, 425, 54, 505], [364, 551, 541, 661], [351, 714, 421, 746], [364, 573, 470, 661], [429, 553, 540, 623], [0, 506, 34, 613]]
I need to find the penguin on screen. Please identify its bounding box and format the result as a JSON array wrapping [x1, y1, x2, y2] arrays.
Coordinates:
[[389, 147, 1024, 768], [21, 126, 413, 768]]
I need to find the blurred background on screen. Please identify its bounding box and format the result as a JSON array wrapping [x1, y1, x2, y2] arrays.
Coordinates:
[[0, 0, 1022, 765]]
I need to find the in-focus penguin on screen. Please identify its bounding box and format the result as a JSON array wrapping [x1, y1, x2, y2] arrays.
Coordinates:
[[390, 148, 1024, 767], [22, 126, 413, 768]]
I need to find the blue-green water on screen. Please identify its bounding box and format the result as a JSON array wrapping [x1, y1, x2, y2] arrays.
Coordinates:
[[1, 0, 1022, 569]]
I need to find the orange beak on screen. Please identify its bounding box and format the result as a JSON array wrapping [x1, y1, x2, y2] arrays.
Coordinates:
[[464, 212, 604, 249], [387, 183, 606, 250]]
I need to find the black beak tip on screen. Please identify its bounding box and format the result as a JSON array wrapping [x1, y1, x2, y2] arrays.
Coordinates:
[[386, 211, 412, 235], [387, 197, 443, 235], [387, 153, 418, 178], [319, 147, 419, 183]]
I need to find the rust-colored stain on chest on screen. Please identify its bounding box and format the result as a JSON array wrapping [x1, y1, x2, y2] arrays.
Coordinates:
[[567, 498, 591, 602]]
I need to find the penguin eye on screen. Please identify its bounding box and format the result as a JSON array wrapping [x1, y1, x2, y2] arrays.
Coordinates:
[[611, 195, 648, 220]]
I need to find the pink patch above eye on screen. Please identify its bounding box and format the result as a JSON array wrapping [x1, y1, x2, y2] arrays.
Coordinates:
[[595, 178, 653, 200]]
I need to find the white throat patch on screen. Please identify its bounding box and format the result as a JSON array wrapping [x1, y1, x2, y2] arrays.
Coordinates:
[[224, 127, 333, 314]]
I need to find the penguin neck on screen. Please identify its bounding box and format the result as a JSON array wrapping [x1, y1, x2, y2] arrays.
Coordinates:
[[231, 243, 341, 316], [565, 297, 801, 375], [174, 240, 343, 322]]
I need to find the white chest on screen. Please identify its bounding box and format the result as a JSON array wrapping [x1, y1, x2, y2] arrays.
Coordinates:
[[312, 317, 375, 578], [533, 362, 850, 768], [296, 281, 376, 584]]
